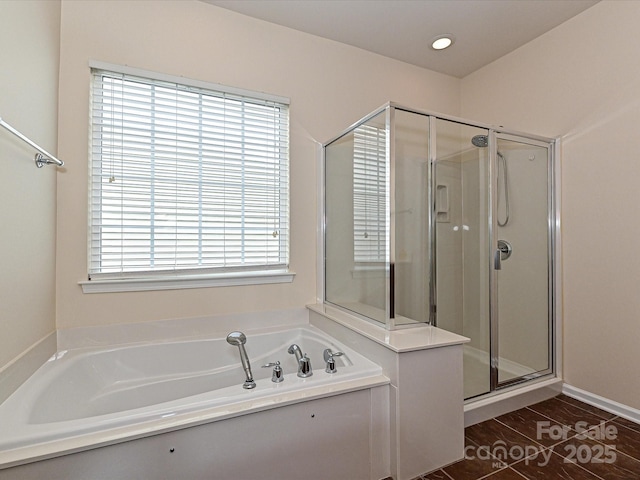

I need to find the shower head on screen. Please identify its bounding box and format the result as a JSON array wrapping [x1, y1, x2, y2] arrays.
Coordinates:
[[471, 135, 505, 159], [471, 135, 488, 148], [226, 331, 247, 346]]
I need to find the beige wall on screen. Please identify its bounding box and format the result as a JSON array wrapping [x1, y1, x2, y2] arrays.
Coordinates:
[[56, 0, 460, 329], [0, 1, 60, 369], [12, 0, 630, 413], [462, 0, 640, 409]]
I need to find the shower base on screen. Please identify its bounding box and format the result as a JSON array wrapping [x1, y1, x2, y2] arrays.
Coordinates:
[[463, 345, 562, 426]]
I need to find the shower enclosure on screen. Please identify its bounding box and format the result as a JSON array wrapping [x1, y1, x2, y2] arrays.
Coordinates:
[[323, 103, 556, 400]]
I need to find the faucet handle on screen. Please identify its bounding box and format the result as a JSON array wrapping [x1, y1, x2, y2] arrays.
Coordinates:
[[262, 361, 284, 383], [323, 348, 344, 362], [323, 349, 344, 373]]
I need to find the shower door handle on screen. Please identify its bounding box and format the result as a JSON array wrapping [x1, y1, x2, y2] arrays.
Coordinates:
[[494, 249, 502, 270]]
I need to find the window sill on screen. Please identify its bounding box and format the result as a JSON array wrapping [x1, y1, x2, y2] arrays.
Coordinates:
[[79, 270, 295, 294]]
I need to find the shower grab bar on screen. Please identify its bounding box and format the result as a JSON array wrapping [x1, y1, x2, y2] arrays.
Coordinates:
[[0, 116, 64, 168]]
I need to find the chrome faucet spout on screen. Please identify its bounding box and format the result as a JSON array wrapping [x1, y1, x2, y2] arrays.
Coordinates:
[[226, 331, 256, 389], [288, 344, 312, 378], [287, 344, 303, 362]]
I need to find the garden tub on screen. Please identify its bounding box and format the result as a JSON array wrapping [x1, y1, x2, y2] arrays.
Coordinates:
[[0, 324, 388, 469]]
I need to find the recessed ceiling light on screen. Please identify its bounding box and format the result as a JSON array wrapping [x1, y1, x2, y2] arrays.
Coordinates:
[[431, 35, 454, 50]]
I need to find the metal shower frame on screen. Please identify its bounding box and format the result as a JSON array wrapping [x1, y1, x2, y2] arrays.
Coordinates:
[[319, 101, 561, 394]]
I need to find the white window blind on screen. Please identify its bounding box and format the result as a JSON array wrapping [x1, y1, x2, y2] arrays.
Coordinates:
[[353, 124, 387, 263], [89, 68, 289, 279]]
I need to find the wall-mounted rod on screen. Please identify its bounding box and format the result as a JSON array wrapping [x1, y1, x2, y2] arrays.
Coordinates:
[[0, 116, 64, 168]]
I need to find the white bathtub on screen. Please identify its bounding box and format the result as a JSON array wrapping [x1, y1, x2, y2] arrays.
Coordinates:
[[0, 325, 388, 470]]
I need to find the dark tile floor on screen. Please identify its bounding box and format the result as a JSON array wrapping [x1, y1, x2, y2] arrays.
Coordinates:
[[415, 394, 640, 480]]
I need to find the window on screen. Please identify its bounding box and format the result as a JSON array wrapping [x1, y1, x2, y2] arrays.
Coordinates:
[[86, 64, 290, 291], [353, 124, 387, 264]]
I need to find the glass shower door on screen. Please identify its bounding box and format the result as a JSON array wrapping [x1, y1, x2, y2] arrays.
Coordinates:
[[434, 119, 491, 399], [433, 127, 554, 398], [492, 134, 553, 387]]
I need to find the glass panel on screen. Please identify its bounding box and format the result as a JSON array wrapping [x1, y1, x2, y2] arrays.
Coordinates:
[[434, 119, 491, 399], [496, 138, 551, 384], [393, 109, 430, 326], [325, 111, 388, 324]]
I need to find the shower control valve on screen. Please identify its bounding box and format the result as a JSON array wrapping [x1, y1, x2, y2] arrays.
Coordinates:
[[497, 239, 512, 260]]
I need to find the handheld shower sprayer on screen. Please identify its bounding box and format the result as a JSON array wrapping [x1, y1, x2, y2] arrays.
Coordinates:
[[226, 331, 256, 389], [471, 135, 510, 226]]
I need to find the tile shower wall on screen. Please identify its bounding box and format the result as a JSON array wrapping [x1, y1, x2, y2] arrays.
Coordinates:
[[435, 159, 464, 335]]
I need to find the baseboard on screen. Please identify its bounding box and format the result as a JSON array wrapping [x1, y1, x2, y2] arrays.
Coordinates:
[[562, 384, 640, 424]]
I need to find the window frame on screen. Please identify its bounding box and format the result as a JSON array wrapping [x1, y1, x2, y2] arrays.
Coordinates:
[[81, 61, 294, 293]]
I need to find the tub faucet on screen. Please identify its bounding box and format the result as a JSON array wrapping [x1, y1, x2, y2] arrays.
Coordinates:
[[288, 344, 312, 378], [226, 331, 256, 389]]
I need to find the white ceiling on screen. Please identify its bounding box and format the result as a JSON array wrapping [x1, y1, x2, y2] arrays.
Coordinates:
[[204, 0, 599, 78]]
